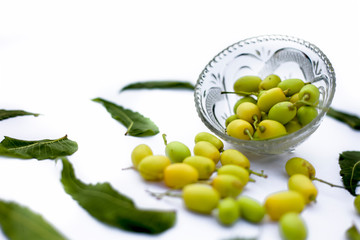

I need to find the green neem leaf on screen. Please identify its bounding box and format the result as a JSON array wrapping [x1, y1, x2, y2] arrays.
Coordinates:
[[0, 199, 67, 240], [120, 80, 195, 92], [0, 109, 39, 121], [92, 97, 159, 137], [0, 135, 78, 160], [339, 151, 360, 196], [327, 107, 360, 130], [60, 158, 176, 234], [346, 224, 360, 240]]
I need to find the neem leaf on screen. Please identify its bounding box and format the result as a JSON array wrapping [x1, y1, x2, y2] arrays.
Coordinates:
[[339, 151, 360, 196], [60, 158, 176, 234], [327, 107, 360, 130], [0, 199, 67, 240], [92, 97, 159, 137], [0, 109, 39, 121], [346, 224, 360, 240], [0, 135, 78, 160], [120, 80, 195, 92]]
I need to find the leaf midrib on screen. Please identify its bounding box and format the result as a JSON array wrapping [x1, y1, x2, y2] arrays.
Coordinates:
[[4, 136, 68, 151]]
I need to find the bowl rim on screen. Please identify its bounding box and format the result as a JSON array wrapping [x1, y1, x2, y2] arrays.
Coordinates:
[[194, 34, 336, 154]]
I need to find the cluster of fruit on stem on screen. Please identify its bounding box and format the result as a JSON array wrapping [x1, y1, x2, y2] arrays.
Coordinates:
[[223, 74, 321, 140]]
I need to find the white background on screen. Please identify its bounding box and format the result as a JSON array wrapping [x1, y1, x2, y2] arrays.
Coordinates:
[[0, 1, 360, 239]]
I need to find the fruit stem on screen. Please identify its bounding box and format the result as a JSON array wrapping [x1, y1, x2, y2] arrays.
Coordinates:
[[258, 125, 266, 133], [283, 88, 290, 96], [162, 133, 168, 146], [296, 99, 316, 107], [146, 189, 182, 200], [122, 166, 135, 170], [302, 93, 311, 101], [221, 91, 259, 96], [248, 169, 268, 178], [252, 115, 259, 129], [197, 180, 212, 184], [312, 177, 345, 189], [244, 128, 254, 140]]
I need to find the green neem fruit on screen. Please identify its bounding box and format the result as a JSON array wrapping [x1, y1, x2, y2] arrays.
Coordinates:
[[257, 87, 287, 112], [195, 132, 224, 152], [212, 174, 245, 198], [217, 164, 250, 185], [138, 155, 171, 181], [233, 96, 257, 113], [216, 197, 240, 226], [268, 101, 297, 125], [233, 75, 262, 95], [285, 157, 316, 179], [298, 84, 320, 106], [285, 119, 302, 134], [236, 102, 261, 125], [182, 183, 220, 214], [225, 114, 238, 127], [131, 144, 153, 169], [193, 141, 221, 164], [279, 212, 307, 240], [236, 196, 265, 223], [259, 74, 282, 90], [226, 119, 254, 140], [183, 156, 216, 180], [165, 141, 191, 163], [297, 106, 318, 126], [255, 120, 287, 140], [278, 78, 305, 96]]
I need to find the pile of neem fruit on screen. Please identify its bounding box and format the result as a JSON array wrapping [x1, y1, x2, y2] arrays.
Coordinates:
[[224, 74, 320, 140], [130, 131, 318, 240]]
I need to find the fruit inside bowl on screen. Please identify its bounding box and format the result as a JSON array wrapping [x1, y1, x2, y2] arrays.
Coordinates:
[[194, 35, 336, 155]]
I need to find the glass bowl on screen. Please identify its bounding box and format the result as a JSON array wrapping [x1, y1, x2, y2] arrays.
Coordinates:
[[194, 35, 336, 155]]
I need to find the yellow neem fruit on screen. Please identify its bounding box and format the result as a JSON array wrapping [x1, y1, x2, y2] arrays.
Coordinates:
[[220, 149, 250, 169], [131, 144, 153, 169], [183, 156, 216, 180], [212, 174, 245, 198], [182, 183, 220, 214], [233, 96, 257, 114], [264, 190, 306, 221], [193, 141, 220, 164], [236, 102, 261, 125], [226, 119, 254, 140], [194, 132, 224, 152], [138, 155, 171, 181], [257, 87, 286, 112], [288, 174, 318, 204], [217, 164, 250, 185], [255, 120, 287, 140], [164, 163, 199, 189]]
